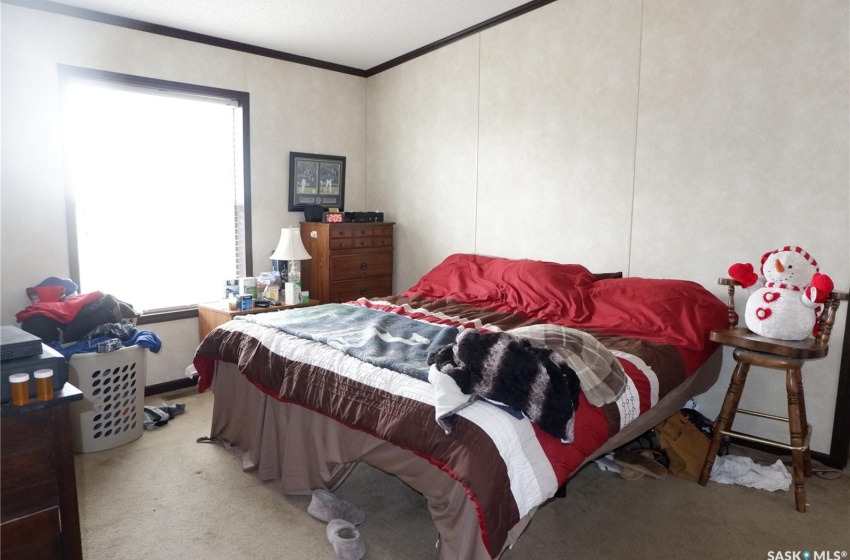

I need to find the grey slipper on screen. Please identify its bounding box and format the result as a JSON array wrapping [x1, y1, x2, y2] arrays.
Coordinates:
[[308, 489, 365, 525], [326, 519, 366, 560]]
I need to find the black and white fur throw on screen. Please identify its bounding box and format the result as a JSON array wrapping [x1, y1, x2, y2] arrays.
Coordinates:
[[427, 329, 581, 441]]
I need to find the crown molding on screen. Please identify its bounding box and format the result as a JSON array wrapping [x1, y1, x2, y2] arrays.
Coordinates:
[[2, 0, 366, 77], [3, 0, 555, 77]]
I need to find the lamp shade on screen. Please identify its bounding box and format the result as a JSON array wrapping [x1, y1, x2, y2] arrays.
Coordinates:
[[270, 227, 311, 261]]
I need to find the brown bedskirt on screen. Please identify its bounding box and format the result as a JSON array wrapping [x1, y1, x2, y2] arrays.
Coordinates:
[[209, 362, 535, 560], [208, 348, 721, 559]]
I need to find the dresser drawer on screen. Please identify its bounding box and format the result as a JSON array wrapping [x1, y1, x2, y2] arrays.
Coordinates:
[[330, 237, 375, 250], [372, 236, 393, 248], [1, 411, 59, 522], [330, 236, 393, 250], [1, 446, 58, 522], [330, 252, 393, 281], [328, 225, 376, 239], [329, 276, 393, 302], [372, 225, 394, 237], [0, 506, 62, 560]]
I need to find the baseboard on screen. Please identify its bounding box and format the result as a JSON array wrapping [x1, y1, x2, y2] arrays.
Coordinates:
[[144, 376, 198, 397], [733, 439, 841, 470]]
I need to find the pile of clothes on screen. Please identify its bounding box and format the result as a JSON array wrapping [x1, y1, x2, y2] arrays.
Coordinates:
[[16, 277, 162, 359], [143, 402, 185, 430]]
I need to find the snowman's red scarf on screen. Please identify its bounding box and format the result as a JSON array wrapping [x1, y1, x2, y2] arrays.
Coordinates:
[[765, 282, 802, 291]]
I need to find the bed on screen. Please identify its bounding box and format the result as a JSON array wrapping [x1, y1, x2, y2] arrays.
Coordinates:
[[192, 253, 729, 559]]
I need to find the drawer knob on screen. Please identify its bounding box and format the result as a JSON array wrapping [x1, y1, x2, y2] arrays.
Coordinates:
[[359, 262, 368, 270], [359, 286, 368, 295]]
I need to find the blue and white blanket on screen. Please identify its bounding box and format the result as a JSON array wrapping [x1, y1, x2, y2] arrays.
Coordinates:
[[243, 304, 459, 381]]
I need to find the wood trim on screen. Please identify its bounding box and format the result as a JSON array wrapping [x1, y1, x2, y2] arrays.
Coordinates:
[[144, 376, 197, 397], [3, 0, 366, 77], [733, 440, 835, 471], [52, 404, 82, 559], [592, 272, 623, 280], [365, 0, 559, 76], [240, 90, 254, 277], [58, 65, 252, 107], [828, 302, 850, 469], [3, 0, 556, 78], [136, 308, 198, 325]]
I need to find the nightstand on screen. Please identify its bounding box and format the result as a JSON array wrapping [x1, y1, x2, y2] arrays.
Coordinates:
[[1, 383, 84, 560], [197, 299, 320, 340]]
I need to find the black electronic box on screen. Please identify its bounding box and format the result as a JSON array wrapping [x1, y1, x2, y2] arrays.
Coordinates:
[[1, 325, 43, 362]]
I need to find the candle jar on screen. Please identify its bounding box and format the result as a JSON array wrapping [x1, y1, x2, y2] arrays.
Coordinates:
[[9, 373, 30, 406], [34, 368, 54, 401]]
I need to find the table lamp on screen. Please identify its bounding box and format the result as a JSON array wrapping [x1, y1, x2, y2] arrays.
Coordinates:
[[270, 227, 311, 304]]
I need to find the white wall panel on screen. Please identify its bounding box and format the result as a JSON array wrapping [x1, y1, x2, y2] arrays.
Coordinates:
[[632, 0, 849, 452], [59, 16, 246, 92], [1, 7, 67, 320], [477, 0, 643, 274], [246, 55, 366, 266], [367, 38, 480, 292]]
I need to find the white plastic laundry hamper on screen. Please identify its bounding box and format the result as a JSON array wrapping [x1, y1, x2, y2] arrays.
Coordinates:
[[68, 344, 147, 453]]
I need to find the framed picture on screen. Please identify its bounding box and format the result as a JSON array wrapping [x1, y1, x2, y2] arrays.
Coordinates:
[[288, 152, 346, 211]]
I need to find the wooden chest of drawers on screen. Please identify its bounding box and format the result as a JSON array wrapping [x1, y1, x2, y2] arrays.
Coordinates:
[[300, 222, 394, 304], [1, 384, 83, 560]]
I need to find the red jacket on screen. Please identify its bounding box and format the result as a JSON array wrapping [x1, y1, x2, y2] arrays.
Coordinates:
[[16, 291, 104, 324]]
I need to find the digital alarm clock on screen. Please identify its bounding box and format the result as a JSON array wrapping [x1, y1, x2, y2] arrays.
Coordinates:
[[323, 212, 343, 223]]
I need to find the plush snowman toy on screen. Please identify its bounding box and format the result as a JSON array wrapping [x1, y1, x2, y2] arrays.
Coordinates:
[[728, 246, 834, 340]]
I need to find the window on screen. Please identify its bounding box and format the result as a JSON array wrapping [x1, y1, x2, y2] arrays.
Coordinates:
[[60, 67, 252, 318]]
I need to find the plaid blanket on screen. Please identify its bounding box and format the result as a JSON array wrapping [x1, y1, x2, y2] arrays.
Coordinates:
[[510, 324, 627, 407]]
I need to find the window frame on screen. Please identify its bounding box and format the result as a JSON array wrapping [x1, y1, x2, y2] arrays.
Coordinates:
[[58, 65, 253, 324]]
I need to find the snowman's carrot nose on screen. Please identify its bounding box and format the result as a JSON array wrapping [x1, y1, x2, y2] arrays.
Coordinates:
[[775, 259, 785, 273]]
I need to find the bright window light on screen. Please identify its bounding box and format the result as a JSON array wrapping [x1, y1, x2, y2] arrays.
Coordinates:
[[63, 74, 247, 313]]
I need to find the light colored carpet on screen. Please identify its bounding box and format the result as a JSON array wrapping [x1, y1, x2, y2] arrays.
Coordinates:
[[74, 389, 850, 560]]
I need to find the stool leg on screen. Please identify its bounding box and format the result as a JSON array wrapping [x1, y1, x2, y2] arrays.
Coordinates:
[[699, 360, 749, 486], [793, 369, 813, 478], [787, 367, 807, 513]]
